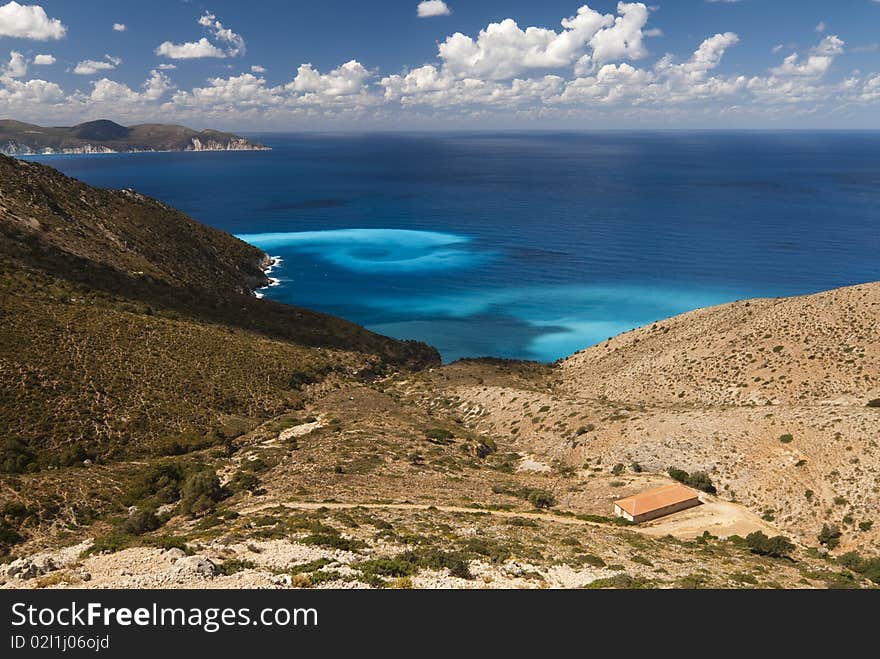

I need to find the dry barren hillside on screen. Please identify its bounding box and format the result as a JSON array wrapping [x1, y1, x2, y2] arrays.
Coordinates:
[[559, 284, 880, 407], [434, 286, 880, 555]]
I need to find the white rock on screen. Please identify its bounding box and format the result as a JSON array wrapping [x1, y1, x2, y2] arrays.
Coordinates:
[[170, 555, 215, 579]]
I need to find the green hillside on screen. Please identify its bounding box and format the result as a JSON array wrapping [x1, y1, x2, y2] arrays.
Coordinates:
[[0, 155, 438, 464]]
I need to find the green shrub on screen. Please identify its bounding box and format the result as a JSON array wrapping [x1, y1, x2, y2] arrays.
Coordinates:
[[585, 573, 650, 589], [83, 532, 134, 556], [0, 438, 37, 474], [231, 471, 262, 494], [818, 524, 842, 550], [779, 434, 794, 444], [0, 519, 24, 553], [179, 469, 225, 517], [836, 552, 880, 584], [302, 533, 366, 551], [123, 462, 187, 506], [357, 548, 473, 582], [121, 509, 161, 536], [668, 467, 716, 494], [746, 531, 794, 558], [612, 463, 625, 476], [424, 428, 455, 444], [867, 399, 880, 408], [525, 489, 556, 509], [216, 558, 257, 576]]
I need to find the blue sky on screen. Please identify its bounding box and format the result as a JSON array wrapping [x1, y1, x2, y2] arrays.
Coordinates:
[[2, 1, 880, 129]]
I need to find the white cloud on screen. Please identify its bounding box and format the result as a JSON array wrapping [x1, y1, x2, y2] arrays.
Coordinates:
[[581, 2, 651, 68], [0, 1, 66, 40], [1, 50, 27, 79], [73, 54, 122, 75], [286, 60, 372, 97], [417, 1, 451, 18], [5, 6, 880, 128], [33, 52, 54, 65], [113, 23, 126, 32], [438, 3, 651, 81], [815, 21, 826, 34], [861, 74, 880, 102], [170, 73, 281, 111], [85, 70, 173, 107], [88, 78, 140, 103], [156, 37, 226, 60], [0, 76, 63, 103], [198, 11, 245, 57], [772, 44, 784, 54], [156, 11, 245, 60], [141, 69, 174, 101], [770, 35, 843, 77]]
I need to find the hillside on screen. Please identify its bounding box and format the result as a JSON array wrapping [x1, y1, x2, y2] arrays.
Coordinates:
[[0, 120, 268, 155], [0, 155, 437, 461], [559, 284, 880, 407], [1, 156, 877, 589], [437, 286, 880, 555]]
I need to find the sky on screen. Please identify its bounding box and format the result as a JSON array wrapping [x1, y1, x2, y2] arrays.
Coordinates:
[[1, 0, 880, 130]]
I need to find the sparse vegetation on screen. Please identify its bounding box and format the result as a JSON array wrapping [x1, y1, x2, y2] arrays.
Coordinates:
[[179, 469, 226, 517], [745, 531, 794, 558], [818, 524, 842, 550], [668, 467, 716, 494], [121, 509, 161, 536]]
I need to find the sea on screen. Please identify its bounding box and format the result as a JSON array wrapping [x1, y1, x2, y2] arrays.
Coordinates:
[[28, 131, 880, 363]]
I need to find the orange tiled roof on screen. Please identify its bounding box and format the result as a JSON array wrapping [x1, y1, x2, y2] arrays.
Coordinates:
[[614, 484, 699, 516]]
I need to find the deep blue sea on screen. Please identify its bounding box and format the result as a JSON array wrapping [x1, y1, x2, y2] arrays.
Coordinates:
[[29, 132, 880, 362]]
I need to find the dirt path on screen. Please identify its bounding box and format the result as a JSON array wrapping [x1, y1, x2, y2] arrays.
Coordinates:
[[241, 497, 777, 540], [240, 500, 605, 528]]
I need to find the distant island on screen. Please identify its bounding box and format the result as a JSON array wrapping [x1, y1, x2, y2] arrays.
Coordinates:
[[0, 119, 270, 156]]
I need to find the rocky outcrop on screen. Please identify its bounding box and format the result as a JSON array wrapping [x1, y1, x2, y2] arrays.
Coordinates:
[[187, 137, 270, 152]]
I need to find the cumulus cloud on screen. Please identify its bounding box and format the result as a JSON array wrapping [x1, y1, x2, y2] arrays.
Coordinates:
[[286, 60, 372, 97], [815, 21, 825, 34], [156, 11, 245, 60], [156, 37, 226, 60], [437, 2, 651, 80], [198, 11, 245, 56], [113, 23, 126, 32], [86, 69, 174, 107], [5, 5, 880, 127], [1, 50, 27, 79], [73, 54, 122, 75], [0, 76, 63, 103], [0, 1, 66, 40], [142, 69, 174, 101], [770, 35, 843, 77], [169, 73, 281, 112], [33, 52, 54, 65], [417, 1, 451, 18]]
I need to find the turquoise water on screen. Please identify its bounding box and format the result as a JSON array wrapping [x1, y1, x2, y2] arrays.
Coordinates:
[[31, 132, 880, 362]]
